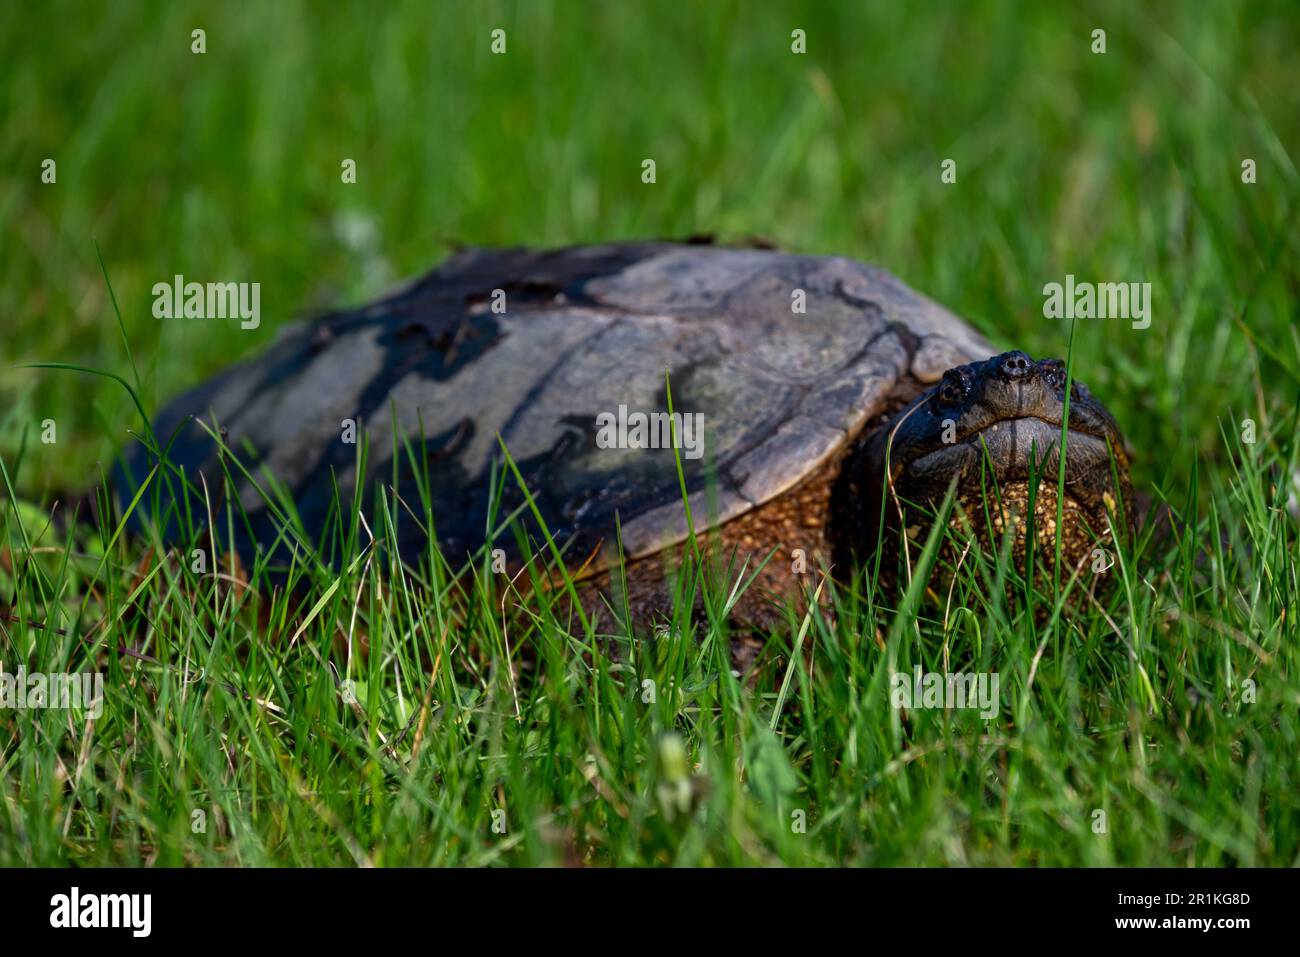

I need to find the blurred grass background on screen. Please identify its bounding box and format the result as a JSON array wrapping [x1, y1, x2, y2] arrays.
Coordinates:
[[2, 0, 1297, 501]]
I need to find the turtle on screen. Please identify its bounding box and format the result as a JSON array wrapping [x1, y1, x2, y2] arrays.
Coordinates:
[[115, 241, 1133, 631]]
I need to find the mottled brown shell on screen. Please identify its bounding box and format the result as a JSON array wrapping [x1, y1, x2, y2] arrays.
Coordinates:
[[118, 242, 992, 569]]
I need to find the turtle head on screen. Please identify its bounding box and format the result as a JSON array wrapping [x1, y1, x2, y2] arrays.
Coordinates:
[[862, 350, 1133, 574]]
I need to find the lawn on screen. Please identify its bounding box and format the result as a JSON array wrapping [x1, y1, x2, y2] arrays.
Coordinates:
[[1, 0, 1297, 865]]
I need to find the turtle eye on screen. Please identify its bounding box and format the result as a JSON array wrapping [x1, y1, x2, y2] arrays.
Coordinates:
[[933, 369, 970, 410], [1043, 361, 1066, 391]]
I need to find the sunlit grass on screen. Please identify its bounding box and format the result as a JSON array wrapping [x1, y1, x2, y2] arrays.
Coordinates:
[[1, 344, 1297, 865]]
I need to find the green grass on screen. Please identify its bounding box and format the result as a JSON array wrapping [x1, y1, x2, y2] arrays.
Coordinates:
[[1, 0, 1299, 866]]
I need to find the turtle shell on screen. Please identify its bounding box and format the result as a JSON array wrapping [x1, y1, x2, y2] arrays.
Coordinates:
[[117, 243, 993, 570]]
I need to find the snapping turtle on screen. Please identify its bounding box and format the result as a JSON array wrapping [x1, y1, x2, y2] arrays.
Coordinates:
[[116, 242, 1132, 627]]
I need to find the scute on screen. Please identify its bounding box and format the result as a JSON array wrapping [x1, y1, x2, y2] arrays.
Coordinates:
[[116, 243, 993, 572]]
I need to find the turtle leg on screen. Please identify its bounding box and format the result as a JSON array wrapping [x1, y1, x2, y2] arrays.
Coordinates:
[[570, 458, 844, 670]]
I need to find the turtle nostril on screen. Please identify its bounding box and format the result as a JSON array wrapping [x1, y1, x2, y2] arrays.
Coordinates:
[[998, 351, 1033, 380]]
